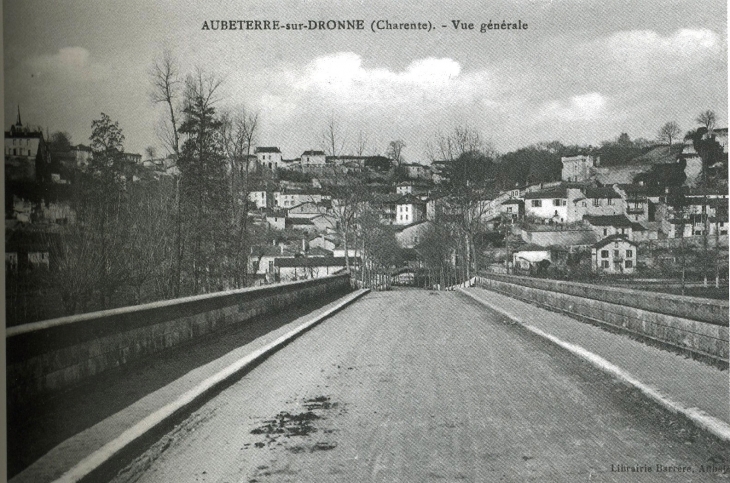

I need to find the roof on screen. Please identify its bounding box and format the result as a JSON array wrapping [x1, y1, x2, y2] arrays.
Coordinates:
[[286, 217, 315, 226], [584, 187, 621, 199], [255, 146, 281, 153], [275, 256, 360, 267], [583, 215, 635, 227], [523, 187, 568, 199], [397, 194, 427, 205], [501, 198, 523, 205], [302, 150, 325, 156], [513, 243, 552, 253], [593, 235, 637, 249]]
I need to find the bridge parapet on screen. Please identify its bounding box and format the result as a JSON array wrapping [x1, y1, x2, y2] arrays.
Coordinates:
[[478, 272, 727, 326], [6, 274, 352, 406], [475, 273, 728, 363]]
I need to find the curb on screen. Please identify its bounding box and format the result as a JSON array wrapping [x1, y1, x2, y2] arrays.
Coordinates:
[[457, 287, 730, 443], [51, 288, 370, 483]]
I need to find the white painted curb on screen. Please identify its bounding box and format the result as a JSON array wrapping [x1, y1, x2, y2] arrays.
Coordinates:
[[458, 287, 730, 443], [51, 288, 370, 483]]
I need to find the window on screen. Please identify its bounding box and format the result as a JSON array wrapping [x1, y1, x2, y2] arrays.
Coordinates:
[[625, 260, 633, 268], [626, 250, 633, 258], [601, 250, 609, 258], [593, 198, 600, 207], [603, 228, 608, 236], [506, 207, 513, 213], [553, 199, 561, 207], [613, 250, 619, 258], [531, 200, 542, 207], [607, 198, 613, 205], [620, 228, 626, 235], [601, 260, 609, 268]]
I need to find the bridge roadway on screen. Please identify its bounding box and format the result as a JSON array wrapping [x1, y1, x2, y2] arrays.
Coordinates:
[[109, 288, 727, 482]]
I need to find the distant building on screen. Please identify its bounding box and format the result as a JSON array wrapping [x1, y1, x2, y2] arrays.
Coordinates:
[[255, 146, 282, 169], [4, 108, 48, 181], [395, 220, 433, 249], [561, 155, 599, 182], [591, 235, 637, 273], [395, 194, 427, 225], [301, 150, 326, 168]]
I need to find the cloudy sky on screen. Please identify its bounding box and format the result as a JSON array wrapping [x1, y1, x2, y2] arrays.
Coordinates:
[[4, 0, 727, 160]]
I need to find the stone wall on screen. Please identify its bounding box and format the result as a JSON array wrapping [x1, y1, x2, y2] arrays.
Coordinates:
[[475, 273, 728, 361], [7, 274, 352, 404]]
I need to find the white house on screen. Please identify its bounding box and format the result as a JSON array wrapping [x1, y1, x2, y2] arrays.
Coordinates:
[[301, 150, 326, 167], [561, 155, 599, 182], [591, 235, 637, 273], [395, 194, 427, 225], [255, 146, 282, 169], [524, 187, 569, 222], [248, 190, 270, 209]]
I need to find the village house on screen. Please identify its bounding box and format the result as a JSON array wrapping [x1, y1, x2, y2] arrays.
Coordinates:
[[248, 190, 271, 209], [401, 162, 431, 180], [524, 186, 570, 223], [301, 150, 326, 168], [570, 186, 625, 220], [561, 155, 599, 182], [273, 189, 324, 208], [255, 146, 283, 170], [395, 194, 427, 225], [591, 235, 637, 273], [395, 220, 434, 249], [583, 214, 643, 241]]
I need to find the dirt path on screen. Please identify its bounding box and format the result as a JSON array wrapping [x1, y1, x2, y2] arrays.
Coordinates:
[[113, 289, 729, 482]]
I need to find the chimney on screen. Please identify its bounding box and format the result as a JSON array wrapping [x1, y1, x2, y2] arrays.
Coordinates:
[[280, 243, 284, 255], [302, 238, 306, 252]]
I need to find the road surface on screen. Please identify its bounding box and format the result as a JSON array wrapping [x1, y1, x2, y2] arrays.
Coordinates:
[[112, 289, 729, 482]]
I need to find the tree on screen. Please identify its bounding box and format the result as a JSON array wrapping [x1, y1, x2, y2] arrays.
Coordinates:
[[150, 49, 184, 295], [221, 107, 260, 287], [321, 114, 347, 157], [657, 121, 681, 146], [85, 113, 130, 308], [150, 49, 183, 157], [386, 140, 406, 166], [427, 124, 493, 162], [145, 146, 157, 160], [354, 130, 369, 156], [327, 174, 371, 271], [48, 131, 73, 152], [178, 69, 228, 294], [696, 110, 717, 132]]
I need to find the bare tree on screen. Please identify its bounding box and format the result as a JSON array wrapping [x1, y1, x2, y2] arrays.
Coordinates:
[[426, 124, 494, 162], [150, 49, 185, 296], [321, 114, 347, 157], [386, 140, 406, 166], [696, 110, 717, 132], [657, 121, 681, 146], [354, 130, 369, 156], [221, 107, 260, 287], [150, 49, 183, 157]]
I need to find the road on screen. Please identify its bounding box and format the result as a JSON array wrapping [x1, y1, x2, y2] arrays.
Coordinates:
[[112, 289, 728, 482]]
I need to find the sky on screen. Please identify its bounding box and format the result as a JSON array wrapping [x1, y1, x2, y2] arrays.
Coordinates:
[[4, 0, 728, 161]]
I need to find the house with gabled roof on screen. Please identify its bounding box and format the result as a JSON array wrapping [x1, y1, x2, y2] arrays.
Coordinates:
[[582, 214, 644, 241], [591, 235, 637, 273], [255, 146, 282, 169]]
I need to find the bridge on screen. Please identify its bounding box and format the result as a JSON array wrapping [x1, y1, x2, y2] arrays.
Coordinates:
[[7, 274, 729, 482]]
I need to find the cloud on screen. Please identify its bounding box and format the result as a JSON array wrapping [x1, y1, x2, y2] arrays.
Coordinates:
[[24, 47, 110, 82], [289, 52, 491, 108], [538, 92, 609, 122]]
